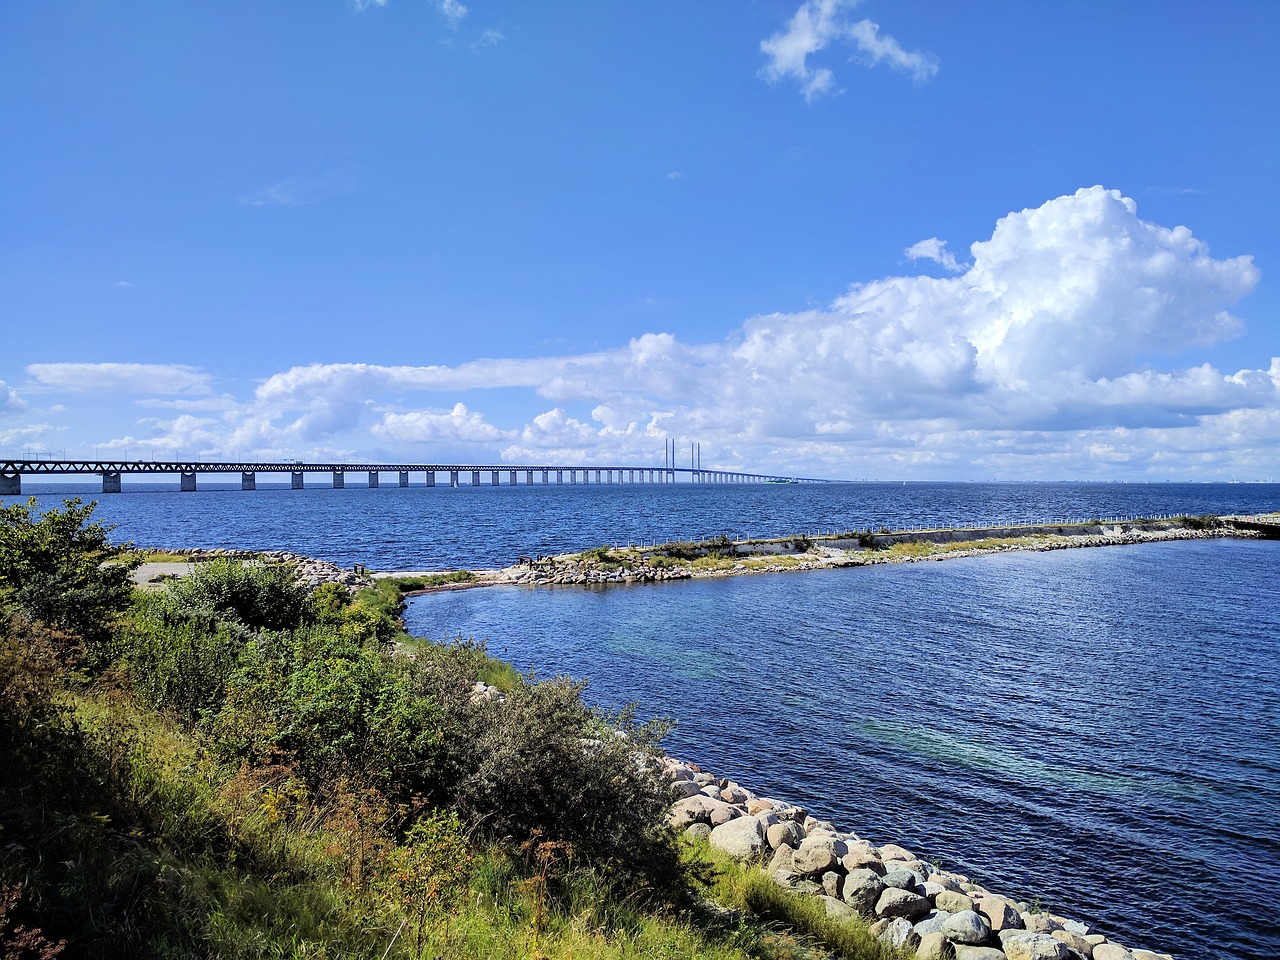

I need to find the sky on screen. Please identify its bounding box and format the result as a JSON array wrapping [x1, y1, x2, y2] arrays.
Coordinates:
[[2, 1, 1278, 481]]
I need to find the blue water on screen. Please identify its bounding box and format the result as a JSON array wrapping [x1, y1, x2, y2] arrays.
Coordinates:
[[6, 481, 1279, 957]]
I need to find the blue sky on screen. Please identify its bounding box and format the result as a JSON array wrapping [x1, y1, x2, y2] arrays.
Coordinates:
[[2, 0, 1278, 480]]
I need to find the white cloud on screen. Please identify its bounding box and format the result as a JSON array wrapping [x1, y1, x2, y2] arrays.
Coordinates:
[[474, 27, 504, 49], [372, 403, 511, 444], [846, 19, 939, 85], [113, 280, 132, 288], [760, 0, 937, 101], [0, 380, 23, 413], [353, 0, 385, 11], [905, 237, 964, 273], [26, 363, 213, 396], [437, 0, 466, 28]]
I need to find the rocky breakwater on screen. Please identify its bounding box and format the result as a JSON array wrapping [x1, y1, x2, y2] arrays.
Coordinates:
[[148, 547, 374, 592], [662, 757, 1174, 960], [497, 554, 692, 586]]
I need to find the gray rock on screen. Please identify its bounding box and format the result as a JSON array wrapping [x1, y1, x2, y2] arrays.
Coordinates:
[[709, 815, 766, 860], [821, 870, 843, 899], [1050, 929, 1093, 957], [683, 822, 712, 842], [876, 887, 931, 922], [942, 910, 992, 946], [879, 842, 918, 862], [936, 890, 976, 914], [882, 867, 924, 892], [913, 910, 953, 936], [842, 869, 884, 916], [819, 895, 858, 921], [1000, 932, 1069, 960], [766, 820, 804, 850], [879, 917, 917, 949], [669, 778, 704, 799], [954, 948, 1008, 960]]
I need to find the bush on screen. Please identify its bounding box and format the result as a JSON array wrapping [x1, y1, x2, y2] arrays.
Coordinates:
[[165, 558, 312, 632], [411, 652, 681, 895], [0, 498, 138, 646]]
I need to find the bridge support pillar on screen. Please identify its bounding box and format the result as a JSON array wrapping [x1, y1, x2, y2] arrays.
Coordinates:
[[180, 471, 196, 492], [399, 471, 409, 487], [471, 470, 481, 486], [102, 471, 122, 494], [450, 471, 459, 488], [541, 469, 548, 484], [509, 470, 518, 485], [0, 472, 19, 495], [556, 470, 563, 484], [241, 472, 255, 490], [426, 471, 437, 487], [525, 470, 533, 485], [368, 471, 379, 488], [569, 469, 576, 484], [292, 471, 304, 489], [491, 471, 500, 486], [333, 470, 345, 489]]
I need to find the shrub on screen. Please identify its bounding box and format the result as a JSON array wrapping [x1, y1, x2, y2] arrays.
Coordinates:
[[165, 558, 312, 633], [0, 498, 138, 646]]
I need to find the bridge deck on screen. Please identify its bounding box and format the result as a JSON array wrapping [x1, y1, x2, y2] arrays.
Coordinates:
[[0, 459, 829, 494]]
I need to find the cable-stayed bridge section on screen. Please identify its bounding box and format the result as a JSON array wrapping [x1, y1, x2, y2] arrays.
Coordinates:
[[0, 459, 829, 495]]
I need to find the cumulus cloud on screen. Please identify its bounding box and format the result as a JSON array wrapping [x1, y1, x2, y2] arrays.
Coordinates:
[[436, 0, 466, 28], [760, 0, 937, 101], [27, 363, 213, 395], [373, 403, 511, 444]]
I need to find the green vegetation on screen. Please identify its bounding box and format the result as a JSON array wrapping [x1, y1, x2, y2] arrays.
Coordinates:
[[0, 498, 899, 959], [1174, 514, 1220, 530], [381, 569, 476, 591]]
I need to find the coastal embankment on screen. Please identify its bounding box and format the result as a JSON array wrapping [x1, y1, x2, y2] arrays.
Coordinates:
[[382, 515, 1263, 592], [661, 756, 1174, 960]]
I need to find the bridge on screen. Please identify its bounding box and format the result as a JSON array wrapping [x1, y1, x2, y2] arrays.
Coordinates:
[[0, 458, 829, 495]]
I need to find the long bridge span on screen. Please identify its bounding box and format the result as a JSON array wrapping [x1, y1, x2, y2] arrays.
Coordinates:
[[0, 458, 830, 495]]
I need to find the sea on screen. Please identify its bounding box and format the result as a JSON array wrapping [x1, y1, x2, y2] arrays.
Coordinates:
[[6, 480, 1279, 959]]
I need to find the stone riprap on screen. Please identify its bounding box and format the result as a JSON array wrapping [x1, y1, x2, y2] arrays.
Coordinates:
[[662, 756, 1175, 960], [141, 547, 374, 592], [497, 557, 692, 586]]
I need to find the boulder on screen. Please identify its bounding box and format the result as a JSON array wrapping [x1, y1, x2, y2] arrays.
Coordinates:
[[936, 890, 976, 914], [767, 844, 797, 879], [842, 869, 884, 916], [821, 871, 843, 899], [954, 948, 1008, 960], [683, 823, 712, 842], [667, 794, 740, 829], [876, 887, 931, 922], [766, 820, 804, 850], [1091, 946, 1135, 960], [1050, 929, 1093, 957], [916, 931, 951, 960], [793, 835, 848, 875], [929, 872, 964, 893], [669, 778, 704, 799], [976, 896, 1023, 932], [709, 815, 766, 860], [819, 895, 858, 921], [913, 910, 952, 937], [880, 917, 917, 949], [842, 848, 886, 874], [1020, 913, 1063, 935], [882, 867, 924, 892], [1001, 932, 1069, 960], [942, 910, 992, 946], [879, 842, 918, 862]]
